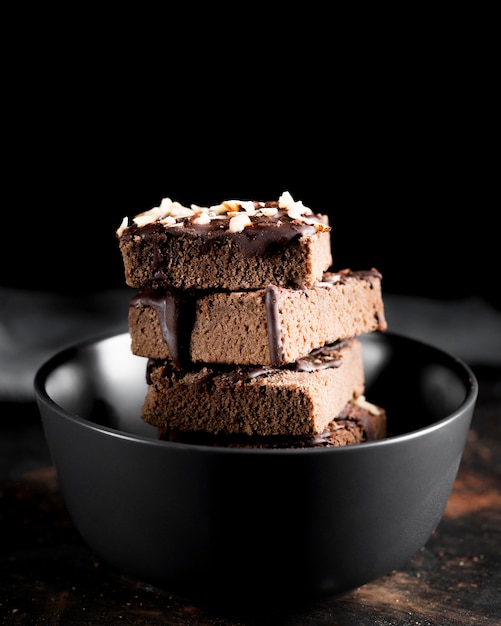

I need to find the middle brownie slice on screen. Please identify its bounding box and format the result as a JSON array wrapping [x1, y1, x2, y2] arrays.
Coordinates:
[[129, 268, 386, 368]]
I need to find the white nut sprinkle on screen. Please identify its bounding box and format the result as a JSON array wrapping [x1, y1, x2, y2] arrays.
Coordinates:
[[279, 191, 313, 221], [139, 205, 171, 221], [169, 203, 194, 218], [158, 197, 173, 212], [228, 213, 252, 233], [159, 215, 177, 226], [192, 211, 211, 225], [222, 200, 242, 213], [240, 200, 257, 214], [209, 203, 229, 215], [124, 191, 325, 234], [317, 275, 341, 287], [133, 211, 163, 227], [286, 204, 305, 220], [278, 190, 295, 209], [258, 207, 278, 217], [354, 395, 381, 415], [116, 216, 128, 236]]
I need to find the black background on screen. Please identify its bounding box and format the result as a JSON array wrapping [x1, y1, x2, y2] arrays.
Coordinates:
[[2, 123, 497, 308], [1, 17, 500, 625], [2, 22, 498, 309]]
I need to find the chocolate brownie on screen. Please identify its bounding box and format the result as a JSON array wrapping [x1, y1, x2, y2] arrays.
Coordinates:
[[158, 397, 387, 448], [116, 191, 332, 291], [141, 339, 365, 438], [128, 268, 387, 367]]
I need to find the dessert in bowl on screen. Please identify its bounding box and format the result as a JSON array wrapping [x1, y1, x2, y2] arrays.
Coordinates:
[[35, 192, 478, 607], [34, 329, 477, 608]]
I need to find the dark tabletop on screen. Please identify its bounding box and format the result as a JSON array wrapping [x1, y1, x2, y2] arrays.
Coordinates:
[[1, 290, 500, 625]]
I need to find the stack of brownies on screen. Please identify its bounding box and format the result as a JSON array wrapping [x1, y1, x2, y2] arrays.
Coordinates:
[[116, 191, 388, 448]]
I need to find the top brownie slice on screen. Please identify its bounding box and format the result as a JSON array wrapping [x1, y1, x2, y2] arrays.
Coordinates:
[[116, 191, 332, 290]]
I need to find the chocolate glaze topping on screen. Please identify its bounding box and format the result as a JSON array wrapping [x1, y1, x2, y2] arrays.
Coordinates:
[[146, 340, 349, 386], [121, 207, 325, 261]]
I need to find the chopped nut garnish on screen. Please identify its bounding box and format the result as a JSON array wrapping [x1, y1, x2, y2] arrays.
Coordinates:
[[313, 223, 330, 232], [353, 395, 381, 415], [116, 216, 129, 236], [192, 211, 211, 225], [240, 200, 257, 213], [118, 191, 329, 235], [159, 215, 177, 227], [317, 274, 342, 287], [222, 200, 242, 213], [229, 213, 252, 233], [209, 203, 230, 215], [278, 190, 295, 210], [169, 203, 194, 219], [133, 212, 160, 227], [259, 207, 278, 217]]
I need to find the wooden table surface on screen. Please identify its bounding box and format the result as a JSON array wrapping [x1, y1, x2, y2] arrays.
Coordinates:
[[1, 363, 499, 626]]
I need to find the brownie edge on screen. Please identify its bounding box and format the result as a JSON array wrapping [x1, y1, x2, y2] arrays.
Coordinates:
[[158, 397, 387, 448]]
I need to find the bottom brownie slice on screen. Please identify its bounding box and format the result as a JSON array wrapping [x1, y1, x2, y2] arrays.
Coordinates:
[[158, 396, 387, 448]]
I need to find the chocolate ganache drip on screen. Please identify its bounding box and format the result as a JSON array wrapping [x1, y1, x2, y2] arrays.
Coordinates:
[[131, 287, 196, 369], [146, 340, 350, 387], [264, 285, 284, 367], [133, 284, 291, 369]]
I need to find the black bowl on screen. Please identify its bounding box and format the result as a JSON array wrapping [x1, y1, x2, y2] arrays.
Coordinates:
[[34, 331, 478, 608]]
